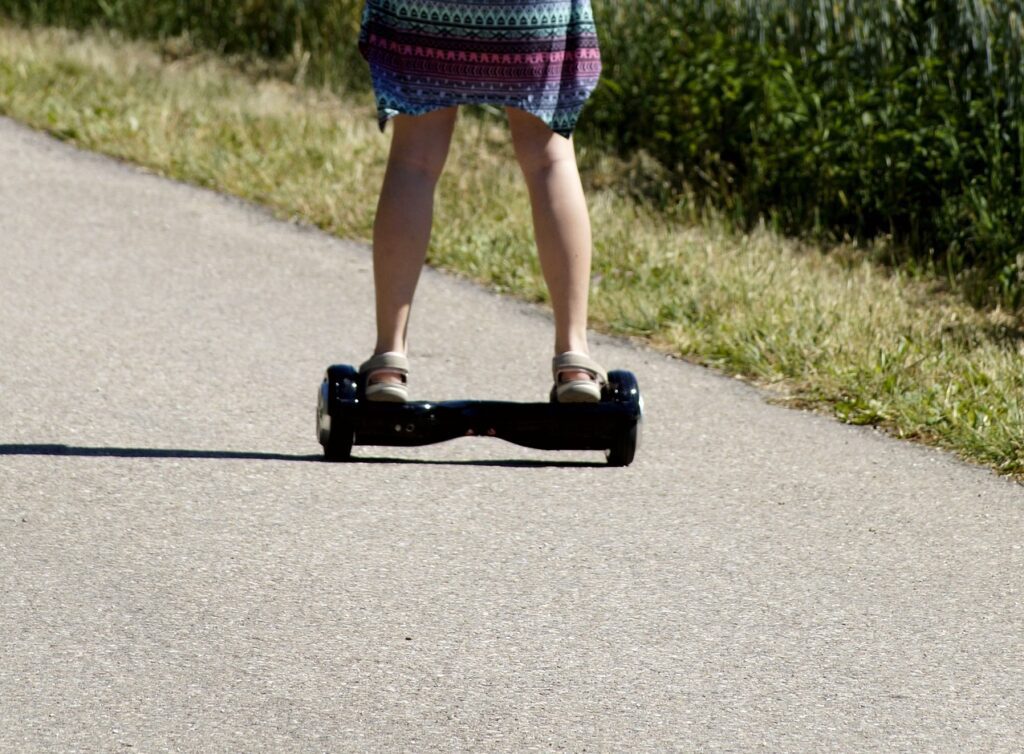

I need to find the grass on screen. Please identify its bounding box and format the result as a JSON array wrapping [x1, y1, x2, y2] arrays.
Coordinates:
[[5, 1, 1024, 302], [1, 24, 1022, 477]]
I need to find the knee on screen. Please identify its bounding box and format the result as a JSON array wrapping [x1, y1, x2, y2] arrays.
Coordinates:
[[509, 120, 576, 178], [386, 109, 457, 181], [514, 144, 577, 185], [388, 149, 448, 183]]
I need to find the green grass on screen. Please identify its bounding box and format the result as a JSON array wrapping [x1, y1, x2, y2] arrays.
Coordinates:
[[5, 0, 1024, 302], [1, 24, 1022, 477]]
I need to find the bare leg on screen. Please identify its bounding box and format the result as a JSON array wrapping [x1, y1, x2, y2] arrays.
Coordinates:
[[371, 107, 459, 358], [506, 107, 595, 376]]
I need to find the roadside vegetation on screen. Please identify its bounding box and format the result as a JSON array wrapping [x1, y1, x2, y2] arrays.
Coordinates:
[[4, 0, 1023, 306], [593, 2, 1024, 309], [0, 24, 1022, 476]]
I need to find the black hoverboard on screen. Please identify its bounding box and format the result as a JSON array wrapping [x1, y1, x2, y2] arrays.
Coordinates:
[[316, 365, 643, 466]]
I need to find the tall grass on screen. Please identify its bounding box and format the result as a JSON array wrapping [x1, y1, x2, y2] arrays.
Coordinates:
[[3, 0, 1024, 305], [587, 0, 1024, 304], [0, 0, 367, 87]]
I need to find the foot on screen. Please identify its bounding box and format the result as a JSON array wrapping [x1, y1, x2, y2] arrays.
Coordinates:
[[359, 352, 409, 403], [552, 351, 607, 404]]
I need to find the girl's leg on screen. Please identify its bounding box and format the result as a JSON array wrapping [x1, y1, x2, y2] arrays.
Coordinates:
[[371, 107, 459, 358], [506, 107, 595, 375]]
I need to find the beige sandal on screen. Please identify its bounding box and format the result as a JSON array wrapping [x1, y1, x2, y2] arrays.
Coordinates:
[[359, 352, 409, 403], [552, 351, 607, 404]]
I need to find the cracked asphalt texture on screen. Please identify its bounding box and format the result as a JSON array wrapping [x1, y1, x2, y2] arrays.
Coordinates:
[[1, 117, 1022, 752]]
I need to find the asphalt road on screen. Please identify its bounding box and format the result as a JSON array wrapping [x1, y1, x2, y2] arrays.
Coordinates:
[[1, 117, 1022, 752]]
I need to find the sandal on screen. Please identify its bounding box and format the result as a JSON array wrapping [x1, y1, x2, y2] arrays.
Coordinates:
[[359, 352, 410, 403], [552, 351, 607, 404]]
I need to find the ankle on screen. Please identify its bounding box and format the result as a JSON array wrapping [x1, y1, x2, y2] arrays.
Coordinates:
[[373, 343, 407, 357], [554, 339, 590, 357]]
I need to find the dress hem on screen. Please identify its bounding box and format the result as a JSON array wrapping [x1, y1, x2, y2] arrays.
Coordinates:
[[376, 104, 577, 139]]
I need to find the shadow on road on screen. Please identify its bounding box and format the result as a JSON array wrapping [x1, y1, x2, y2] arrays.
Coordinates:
[[0, 444, 605, 468], [0, 443, 321, 462]]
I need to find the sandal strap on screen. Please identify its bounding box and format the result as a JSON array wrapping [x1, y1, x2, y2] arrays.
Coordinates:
[[552, 351, 607, 384], [359, 351, 409, 379]]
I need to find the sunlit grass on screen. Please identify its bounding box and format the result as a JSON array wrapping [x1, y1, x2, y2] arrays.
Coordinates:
[[5, 0, 1024, 300], [1, 24, 1021, 476]]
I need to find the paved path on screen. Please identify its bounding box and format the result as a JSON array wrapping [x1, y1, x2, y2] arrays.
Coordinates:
[[1, 117, 1022, 752]]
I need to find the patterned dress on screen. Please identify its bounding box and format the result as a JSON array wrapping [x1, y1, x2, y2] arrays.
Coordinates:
[[358, 0, 602, 138]]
